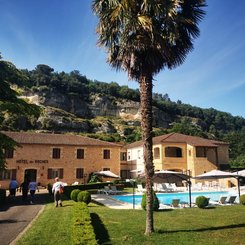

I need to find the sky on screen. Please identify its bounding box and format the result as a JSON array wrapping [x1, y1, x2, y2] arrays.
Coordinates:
[[0, 0, 245, 118]]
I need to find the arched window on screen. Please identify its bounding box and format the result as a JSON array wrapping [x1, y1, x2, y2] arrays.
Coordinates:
[[165, 147, 182, 158]]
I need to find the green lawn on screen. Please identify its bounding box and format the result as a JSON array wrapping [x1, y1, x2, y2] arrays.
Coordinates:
[[16, 201, 245, 245]]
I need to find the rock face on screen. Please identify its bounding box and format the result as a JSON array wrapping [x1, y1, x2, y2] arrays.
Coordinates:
[[19, 90, 173, 133]]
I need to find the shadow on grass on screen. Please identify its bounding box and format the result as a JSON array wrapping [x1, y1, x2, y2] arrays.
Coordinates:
[[91, 213, 111, 245], [157, 209, 174, 212], [157, 223, 245, 234]]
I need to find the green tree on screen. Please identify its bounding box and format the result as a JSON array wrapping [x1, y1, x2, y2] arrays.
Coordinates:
[[92, 0, 206, 234], [0, 56, 40, 169]]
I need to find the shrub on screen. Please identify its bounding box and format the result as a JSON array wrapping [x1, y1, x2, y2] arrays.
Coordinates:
[[0, 189, 6, 205], [70, 189, 81, 202], [195, 196, 209, 208], [77, 190, 91, 204], [240, 194, 245, 205], [141, 191, 159, 211]]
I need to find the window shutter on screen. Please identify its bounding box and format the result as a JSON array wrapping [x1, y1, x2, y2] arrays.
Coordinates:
[[59, 168, 64, 179], [76, 168, 84, 178], [48, 169, 52, 179], [12, 169, 17, 179]]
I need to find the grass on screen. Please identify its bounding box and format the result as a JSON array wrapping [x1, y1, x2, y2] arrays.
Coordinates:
[[16, 201, 74, 245], [16, 201, 245, 245]]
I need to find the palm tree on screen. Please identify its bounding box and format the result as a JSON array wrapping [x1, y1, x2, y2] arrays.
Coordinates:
[[92, 0, 206, 234]]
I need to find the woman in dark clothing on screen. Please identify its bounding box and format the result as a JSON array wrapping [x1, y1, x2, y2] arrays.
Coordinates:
[[20, 179, 29, 202]]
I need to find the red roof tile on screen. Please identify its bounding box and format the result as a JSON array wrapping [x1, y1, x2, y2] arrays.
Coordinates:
[[2, 131, 121, 147], [126, 133, 228, 148]]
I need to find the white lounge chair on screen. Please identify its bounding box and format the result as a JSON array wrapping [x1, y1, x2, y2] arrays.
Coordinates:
[[210, 196, 227, 205], [192, 182, 203, 191], [136, 184, 146, 193], [159, 183, 174, 192], [110, 185, 123, 194], [225, 196, 237, 204], [98, 186, 113, 195]]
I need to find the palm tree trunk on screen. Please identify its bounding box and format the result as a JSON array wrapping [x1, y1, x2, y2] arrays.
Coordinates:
[[139, 75, 154, 235]]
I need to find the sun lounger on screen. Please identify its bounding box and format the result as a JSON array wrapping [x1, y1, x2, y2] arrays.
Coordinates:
[[218, 196, 227, 204], [192, 182, 203, 191], [98, 186, 117, 195], [157, 183, 174, 192], [211, 195, 237, 205], [110, 185, 123, 194], [225, 196, 237, 204], [171, 199, 180, 208], [136, 184, 146, 193]]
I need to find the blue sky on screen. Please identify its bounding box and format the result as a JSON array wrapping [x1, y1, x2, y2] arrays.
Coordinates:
[[1, 0, 245, 118]]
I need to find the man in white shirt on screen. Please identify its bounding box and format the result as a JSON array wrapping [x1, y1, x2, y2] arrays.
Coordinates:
[[52, 177, 64, 207]]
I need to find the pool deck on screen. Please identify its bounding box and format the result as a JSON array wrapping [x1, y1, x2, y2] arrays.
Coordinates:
[[92, 194, 141, 209]]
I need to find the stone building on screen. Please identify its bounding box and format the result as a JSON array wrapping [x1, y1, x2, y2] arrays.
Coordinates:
[[0, 131, 231, 189], [126, 133, 229, 179], [0, 131, 121, 188]]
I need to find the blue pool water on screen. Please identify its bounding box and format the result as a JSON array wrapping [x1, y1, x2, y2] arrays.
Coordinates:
[[112, 191, 229, 205]]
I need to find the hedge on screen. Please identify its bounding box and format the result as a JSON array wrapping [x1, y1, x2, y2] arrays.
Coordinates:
[[72, 202, 98, 245], [77, 191, 91, 204], [70, 189, 81, 202]]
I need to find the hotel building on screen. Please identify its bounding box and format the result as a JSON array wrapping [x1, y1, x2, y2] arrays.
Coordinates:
[[0, 131, 121, 188]]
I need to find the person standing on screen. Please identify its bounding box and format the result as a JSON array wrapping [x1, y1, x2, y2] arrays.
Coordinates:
[[29, 180, 38, 204], [9, 178, 18, 197], [52, 177, 64, 207], [20, 178, 29, 203]]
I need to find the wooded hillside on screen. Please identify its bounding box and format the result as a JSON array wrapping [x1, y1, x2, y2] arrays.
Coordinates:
[[1, 60, 245, 168]]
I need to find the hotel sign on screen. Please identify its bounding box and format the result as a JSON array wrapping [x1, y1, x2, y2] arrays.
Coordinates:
[[16, 159, 48, 164]]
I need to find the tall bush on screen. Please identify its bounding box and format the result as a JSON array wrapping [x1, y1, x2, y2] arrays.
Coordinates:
[[240, 194, 245, 205], [195, 196, 209, 208], [141, 191, 159, 211]]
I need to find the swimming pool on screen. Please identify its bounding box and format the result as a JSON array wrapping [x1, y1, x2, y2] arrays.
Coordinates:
[[112, 191, 229, 205]]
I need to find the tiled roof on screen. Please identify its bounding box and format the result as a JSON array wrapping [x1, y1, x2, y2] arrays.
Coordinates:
[[126, 133, 228, 148], [2, 131, 121, 147]]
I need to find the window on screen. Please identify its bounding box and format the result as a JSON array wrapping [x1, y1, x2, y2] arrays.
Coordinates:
[[77, 149, 84, 159], [103, 168, 110, 171], [0, 169, 16, 180], [52, 148, 61, 159], [120, 170, 130, 179], [4, 149, 14, 159], [196, 147, 207, 157], [154, 147, 160, 159], [103, 149, 110, 159], [127, 152, 131, 160], [76, 168, 84, 178], [137, 150, 141, 159], [120, 152, 127, 161], [47, 168, 63, 179], [165, 147, 183, 158]]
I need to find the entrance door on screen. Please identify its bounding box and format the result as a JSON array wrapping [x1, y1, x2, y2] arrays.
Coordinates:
[[24, 169, 37, 182]]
